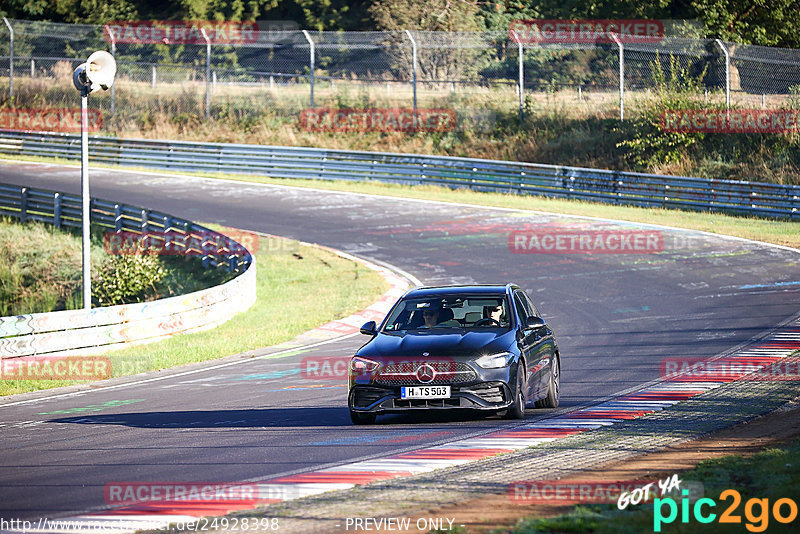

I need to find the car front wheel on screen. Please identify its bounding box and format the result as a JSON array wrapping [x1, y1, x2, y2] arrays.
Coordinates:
[[504, 366, 526, 419], [535, 355, 560, 408]]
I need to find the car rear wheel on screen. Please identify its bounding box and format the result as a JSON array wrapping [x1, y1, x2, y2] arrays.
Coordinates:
[[535, 355, 560, 408], [350, 410, 377, 425], [504, 366, 526, 419]]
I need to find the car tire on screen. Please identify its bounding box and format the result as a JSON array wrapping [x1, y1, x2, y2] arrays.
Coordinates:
[[350, 410, 377, 425], [535, 355, 560, 408], [504, 365, 526, 419]]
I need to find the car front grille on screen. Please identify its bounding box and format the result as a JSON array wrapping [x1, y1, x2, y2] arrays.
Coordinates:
[[374, 360, 477, 385], [460, 382, 506, 404]]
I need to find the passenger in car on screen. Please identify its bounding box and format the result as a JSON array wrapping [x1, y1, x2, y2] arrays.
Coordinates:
[[422, 304, 460, 328]]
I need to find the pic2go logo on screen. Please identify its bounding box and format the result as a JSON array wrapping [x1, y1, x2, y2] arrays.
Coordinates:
[[654, 489, 798, 532]]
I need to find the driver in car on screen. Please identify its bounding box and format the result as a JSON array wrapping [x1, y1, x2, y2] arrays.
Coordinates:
[[481, 304, 506, 326]]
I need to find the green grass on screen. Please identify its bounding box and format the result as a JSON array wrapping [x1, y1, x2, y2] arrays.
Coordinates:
[[0, 232, 388, 396], [2, 154, 798, 250], [0, 218, 90, 315], [506, 439, 800, 533]]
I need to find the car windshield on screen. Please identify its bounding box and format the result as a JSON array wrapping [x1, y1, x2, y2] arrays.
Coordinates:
[[382, 295, 510, 332]]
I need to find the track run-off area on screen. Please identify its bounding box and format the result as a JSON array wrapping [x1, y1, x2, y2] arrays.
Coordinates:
[[0, 160, 799, 532]]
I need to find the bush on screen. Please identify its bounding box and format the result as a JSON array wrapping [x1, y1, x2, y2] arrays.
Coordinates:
[[91, 254, 166, 306]]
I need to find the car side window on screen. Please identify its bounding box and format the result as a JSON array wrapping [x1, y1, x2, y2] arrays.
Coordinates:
[[522, 292, 540, 318], [513, 292, 529, 324]]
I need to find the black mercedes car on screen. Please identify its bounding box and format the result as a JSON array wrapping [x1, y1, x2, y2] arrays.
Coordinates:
[[348, 284, 560, 424]]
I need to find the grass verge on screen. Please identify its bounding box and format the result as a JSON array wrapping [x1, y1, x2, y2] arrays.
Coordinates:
[[507, 438, 800, 534], [0, 232, 389, 396], [5, 154, 796, 250]]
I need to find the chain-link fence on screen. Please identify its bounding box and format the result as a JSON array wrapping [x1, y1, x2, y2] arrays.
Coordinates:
[[2, 18, 800, 132]]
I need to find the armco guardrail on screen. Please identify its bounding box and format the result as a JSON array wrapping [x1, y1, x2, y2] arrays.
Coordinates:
[[0, 130, 798, 218], [0, 182, 255, 358]]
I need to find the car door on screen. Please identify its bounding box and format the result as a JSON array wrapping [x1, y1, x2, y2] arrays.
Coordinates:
[[514, 290, 549, 400], [512, 290, 537, 402], [521, 291, 556, 398]]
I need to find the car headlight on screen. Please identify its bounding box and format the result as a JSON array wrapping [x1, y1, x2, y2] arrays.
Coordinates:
[[350, 356, 380, 373], [475, 352, 514, 369]]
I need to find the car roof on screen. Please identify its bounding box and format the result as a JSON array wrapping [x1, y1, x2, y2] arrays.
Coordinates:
[[404, 284, 517, 298]]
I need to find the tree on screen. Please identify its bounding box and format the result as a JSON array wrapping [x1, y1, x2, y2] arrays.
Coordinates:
[[690, 0, 800, 48], [370, 0, 485, 32]]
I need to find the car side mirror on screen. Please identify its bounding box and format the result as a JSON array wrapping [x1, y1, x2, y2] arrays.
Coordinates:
[[360, 321, 377, 336], [525, 316, 546, 330]]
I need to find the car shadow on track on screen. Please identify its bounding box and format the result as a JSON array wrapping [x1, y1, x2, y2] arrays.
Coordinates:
[[46, 407, 558, 428]]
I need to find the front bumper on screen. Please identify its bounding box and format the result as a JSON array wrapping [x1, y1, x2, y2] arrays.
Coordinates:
[[348, 381, 513, 413]]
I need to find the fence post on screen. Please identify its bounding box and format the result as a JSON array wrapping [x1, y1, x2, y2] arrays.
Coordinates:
[[511, 30, 524, 121], [54, 192, 62, 228], [2, 18, 13, 100], [302, 30, 315, 108], [610, 32, 624, 120], [201, 28, 211, 119], [404, 30, 418, 121], [20, 187, 27, 222], [105, 26, 116, 115], [30, 58, 34, 78], [715, 39, 730, 110], [151, 65, 156, 88]]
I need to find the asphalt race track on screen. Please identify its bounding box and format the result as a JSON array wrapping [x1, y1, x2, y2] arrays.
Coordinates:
[[1, 161, 799, 522]]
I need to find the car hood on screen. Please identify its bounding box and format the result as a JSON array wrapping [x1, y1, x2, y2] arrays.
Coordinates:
[[358, 330, 515, 358]]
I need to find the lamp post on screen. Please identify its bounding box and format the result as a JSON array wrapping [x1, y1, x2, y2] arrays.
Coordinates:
[[72, 51, 117, 309]]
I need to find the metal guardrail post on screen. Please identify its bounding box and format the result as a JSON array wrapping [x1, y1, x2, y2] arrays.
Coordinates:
[[2, 18, 13, 100], [302, 30, 315, 108], [54, 192, 62, 228], [105, 26, 116, 115], [404, 30, 418, 122], [715, 39, 730, 110], [20, 187, 27, 222], [610, 32, 624, 121], [201, 28, 211, 119], [114, 204, 122, 231]]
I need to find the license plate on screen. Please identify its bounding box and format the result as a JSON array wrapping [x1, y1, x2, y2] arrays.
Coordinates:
[[400, 386, 450, 399]]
